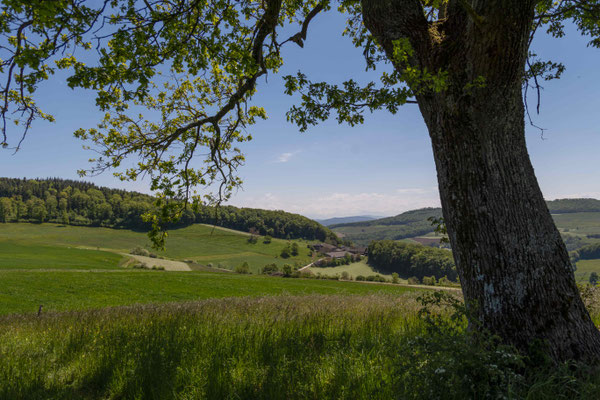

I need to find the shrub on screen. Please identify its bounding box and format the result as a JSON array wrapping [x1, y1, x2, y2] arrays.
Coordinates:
[[408, 276, 420, 285], [438, 275, 452, 286], [149, 253, 158, 258], [262, 263, 279, 274], [263, 235, 272, 244], [590, 272, 599, 286], [130, 247, 150, 257], [422, 276, 437, 286], [280, 245, 291, 259], [247, 235, 258, 244], [391, 272, 399, 284], [282, 264, 292, 277], [341, 271, 350, 280], [355, 275, 366, 281], [291, 242, 299, 256], [235, 262, 251, 274]]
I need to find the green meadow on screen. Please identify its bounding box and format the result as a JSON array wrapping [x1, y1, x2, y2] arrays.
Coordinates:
[[0, 269, 417, 315], [0, 223, 313, 273], [3, 294, 600, 400], [3, 221, 600, 398]]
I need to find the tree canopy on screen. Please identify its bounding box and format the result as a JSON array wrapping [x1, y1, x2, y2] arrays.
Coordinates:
[[0, 177, 338, 241], [2, 0, 599, 245]]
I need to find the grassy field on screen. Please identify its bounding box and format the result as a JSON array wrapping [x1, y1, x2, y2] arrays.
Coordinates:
[[575, 259, 600, 283], [2, 294, 600, 400], [0, 241, 123, 270], [553, 212, 600, 236], [0, 223, 313, 273], [0, 269, 419, 315], [308, 259, 398, 281]]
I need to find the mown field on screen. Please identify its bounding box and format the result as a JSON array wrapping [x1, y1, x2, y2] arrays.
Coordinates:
[[308, 259, 397, 281], [0, 223, 313, 273]]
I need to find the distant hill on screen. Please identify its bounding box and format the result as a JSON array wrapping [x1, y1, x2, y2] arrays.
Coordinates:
[[0, 177, 338, 242], [331, 208, 443, 245], [332, 199, 600, 245], [316, 215, 379, 226], [546, 198, 600, 213]]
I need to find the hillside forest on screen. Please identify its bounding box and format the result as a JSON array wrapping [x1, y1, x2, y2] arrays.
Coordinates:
[[0, 178, 338, 243]]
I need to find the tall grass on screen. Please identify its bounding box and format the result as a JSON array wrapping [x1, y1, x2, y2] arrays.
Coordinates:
[[2, 293, 600, 399]]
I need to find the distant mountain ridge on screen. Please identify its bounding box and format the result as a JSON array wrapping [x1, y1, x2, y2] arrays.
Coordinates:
[[316, 215, 379, 226]]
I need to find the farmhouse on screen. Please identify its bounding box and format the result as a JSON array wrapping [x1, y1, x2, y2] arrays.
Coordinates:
[[326, 251, 351, 259]]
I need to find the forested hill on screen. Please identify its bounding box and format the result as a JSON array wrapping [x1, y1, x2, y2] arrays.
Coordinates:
[[332, 199, 600, 245], [546, 198, 600, 213], [0, 177, 338, 242], [333, 199, 600, 230], [330, 208, 443, 229]]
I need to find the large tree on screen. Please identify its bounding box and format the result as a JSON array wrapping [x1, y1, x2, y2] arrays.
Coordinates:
[[2, 0, 600, 362]]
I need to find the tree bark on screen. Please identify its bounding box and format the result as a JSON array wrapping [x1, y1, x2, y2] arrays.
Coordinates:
[[362, 0, 600, 363]]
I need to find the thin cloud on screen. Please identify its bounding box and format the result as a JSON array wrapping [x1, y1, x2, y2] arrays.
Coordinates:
[[275, 151, 299, 163], [232, 189, 441, 219]]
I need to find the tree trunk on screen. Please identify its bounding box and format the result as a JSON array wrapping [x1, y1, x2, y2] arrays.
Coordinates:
[[422, 77, 600, 363], [361, 0, 600, 363]]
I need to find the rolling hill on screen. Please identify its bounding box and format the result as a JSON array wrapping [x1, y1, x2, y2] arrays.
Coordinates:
[[332, 199, 600, 246], [316, 215, 379, 226]]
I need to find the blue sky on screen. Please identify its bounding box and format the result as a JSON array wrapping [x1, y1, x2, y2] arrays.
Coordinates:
[[1, 11, 599, 219]]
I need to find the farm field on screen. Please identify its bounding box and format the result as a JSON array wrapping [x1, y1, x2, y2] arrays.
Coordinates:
[[0, 241, 123, 270], [308, 259, 398, 281], [0, 269, 418, 315], [575, 259, 600, 283], [0, 223, 313, 273], [553, 212, 600, 236]]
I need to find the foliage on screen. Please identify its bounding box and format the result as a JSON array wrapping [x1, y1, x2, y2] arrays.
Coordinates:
[[0, 177, 338, 242], [280, 244, 291, 259], [571, 243, 600, 262], [546, 198, 600, 214], [130, 247, 150, 257], [234, 262, 251, 274], [261, 263, 279, 274], [368, 240, 457, 281], [590, 272, 599, 286]]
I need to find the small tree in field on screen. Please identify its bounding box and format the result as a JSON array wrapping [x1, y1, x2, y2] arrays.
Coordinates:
[[235, 262, 251, 274], [291, 242, 299, 256], [590, 272, 599, 287]]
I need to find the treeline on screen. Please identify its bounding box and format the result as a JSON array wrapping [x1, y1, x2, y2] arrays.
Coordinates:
[[331, 208, 443, 228], [367, 240, 457, 281], [546, 198, 600, 214], [571, 243, 600, 262], [0, 177, 338, 242]]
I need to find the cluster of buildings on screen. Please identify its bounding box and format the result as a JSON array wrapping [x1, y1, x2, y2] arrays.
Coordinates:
[[311, 243, 367, 259]]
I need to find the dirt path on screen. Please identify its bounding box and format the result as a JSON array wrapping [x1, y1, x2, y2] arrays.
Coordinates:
[[124, 254, 191, 271]]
